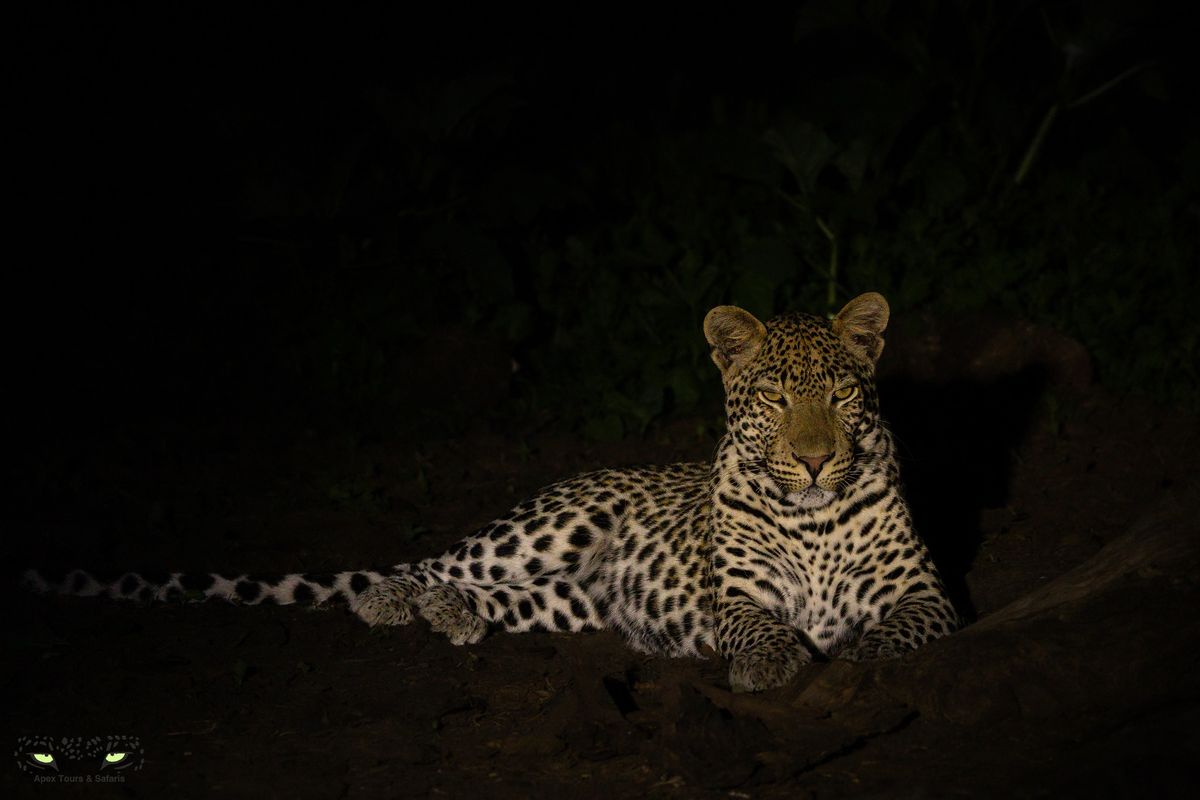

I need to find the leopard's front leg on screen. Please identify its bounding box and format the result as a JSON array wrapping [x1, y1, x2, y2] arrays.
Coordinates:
[[839, 581, 959, 662], [716, 597, 812, 692]]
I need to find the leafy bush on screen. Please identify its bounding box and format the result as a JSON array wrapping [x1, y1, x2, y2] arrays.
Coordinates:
[[71, 1, 1192, 437]]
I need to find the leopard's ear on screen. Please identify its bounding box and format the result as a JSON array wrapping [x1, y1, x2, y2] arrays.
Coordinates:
[[832, 292, 890, 365], [704, 306, 766, 383]]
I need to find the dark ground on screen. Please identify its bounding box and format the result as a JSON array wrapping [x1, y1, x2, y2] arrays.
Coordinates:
[[5, 317, 1199, 798]]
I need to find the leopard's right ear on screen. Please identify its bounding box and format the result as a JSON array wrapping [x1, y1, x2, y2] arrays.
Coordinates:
[[704, 306, 766, 383], [832, 292, 889, 365]]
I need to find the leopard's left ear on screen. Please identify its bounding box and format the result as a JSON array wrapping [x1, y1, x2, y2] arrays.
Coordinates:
[[832, 292, 889, 365], [704, 305, 766, 383]]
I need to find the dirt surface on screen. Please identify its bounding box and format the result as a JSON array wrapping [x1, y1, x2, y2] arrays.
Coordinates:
[[6, 318, 1200, 798]]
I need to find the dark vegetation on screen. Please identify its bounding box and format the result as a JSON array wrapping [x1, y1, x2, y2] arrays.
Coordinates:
[[6, 2, 1199, 797], [11, 1, 1198, 444]]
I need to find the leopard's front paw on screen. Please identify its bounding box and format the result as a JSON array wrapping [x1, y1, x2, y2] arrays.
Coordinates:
[[838, 636, 906, 662], [728, 646, 810, 693], [352, 576, 416, 627], [415, 584, 488, 646]]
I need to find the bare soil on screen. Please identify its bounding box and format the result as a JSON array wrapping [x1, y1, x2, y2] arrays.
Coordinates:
[[6, 318, 1199, 798]]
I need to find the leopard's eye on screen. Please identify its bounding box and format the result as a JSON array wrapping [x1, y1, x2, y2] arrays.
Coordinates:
[[32, 753, 54, 764], [758, 389, 784, 404], [832, 384, 858, 402], [104, 752, 128, 764]]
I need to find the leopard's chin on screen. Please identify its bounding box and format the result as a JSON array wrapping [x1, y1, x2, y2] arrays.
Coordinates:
[[758, 474, 838, 510], [781, 486, 837, 510]]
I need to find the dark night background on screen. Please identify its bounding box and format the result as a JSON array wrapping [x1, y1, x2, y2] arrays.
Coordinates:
[[6, 2, 1200, 797]]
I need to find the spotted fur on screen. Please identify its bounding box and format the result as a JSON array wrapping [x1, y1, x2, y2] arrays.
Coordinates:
[[24, 293, 958, 691]]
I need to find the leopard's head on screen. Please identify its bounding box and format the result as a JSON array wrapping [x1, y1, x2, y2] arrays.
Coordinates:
[[704, 292, 889, 510]]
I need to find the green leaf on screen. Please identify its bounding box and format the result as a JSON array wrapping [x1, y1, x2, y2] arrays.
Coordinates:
[[764, 121, 837, 194]]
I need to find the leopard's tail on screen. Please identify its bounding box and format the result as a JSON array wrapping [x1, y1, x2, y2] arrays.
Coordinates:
[[20, 566, 396, 607]]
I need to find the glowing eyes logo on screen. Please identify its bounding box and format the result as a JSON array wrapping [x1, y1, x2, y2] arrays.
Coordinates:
[[14, 735, 143, 781]]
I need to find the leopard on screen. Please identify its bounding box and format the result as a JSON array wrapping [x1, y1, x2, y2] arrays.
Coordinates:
[[24, 292, 959, 691]]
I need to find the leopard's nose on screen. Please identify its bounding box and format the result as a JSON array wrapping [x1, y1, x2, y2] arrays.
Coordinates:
[[797, 452, 832, 477]]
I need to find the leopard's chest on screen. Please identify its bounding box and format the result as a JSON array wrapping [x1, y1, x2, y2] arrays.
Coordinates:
[[770, 532, 889, 649], [734, 493, 909, 653]]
